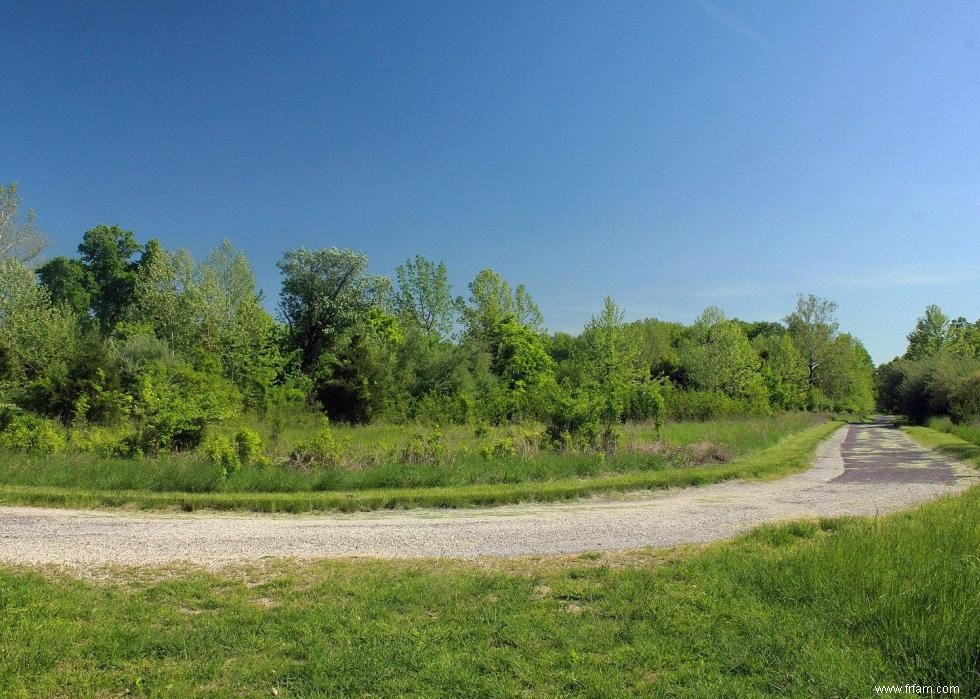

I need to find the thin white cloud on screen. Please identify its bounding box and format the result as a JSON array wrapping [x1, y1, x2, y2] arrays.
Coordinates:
[[694, 0, 772, 50]]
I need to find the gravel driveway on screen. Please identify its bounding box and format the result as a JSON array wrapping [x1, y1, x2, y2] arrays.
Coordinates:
[[0, 420, 974, 567]]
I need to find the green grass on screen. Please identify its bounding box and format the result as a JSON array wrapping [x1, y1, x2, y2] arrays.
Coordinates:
[[904, 421, 980, 468], [1, 449, 976, 695], [0, 419, 840, 512], [926, 416, 980, 449]]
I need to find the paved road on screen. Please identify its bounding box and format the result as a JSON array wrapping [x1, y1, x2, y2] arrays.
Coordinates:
[[0, 420, 974, 567]]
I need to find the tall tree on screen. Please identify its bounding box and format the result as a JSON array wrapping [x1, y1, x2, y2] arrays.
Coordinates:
[[579, 297, 644, 427], [0, 182, 49, 264], [785, 294, 839, 388], [460, 268, 543, 344], [394, 256, 455, 341], [277, 247, 390, 373], [0, 259, 78, 406], [681, 307, 765, 404], [905, 304, 953, 360]]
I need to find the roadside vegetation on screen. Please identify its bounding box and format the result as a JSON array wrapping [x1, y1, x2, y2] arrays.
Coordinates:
[[1, 422, 975, 696], [0, 418, 838, 513], [0, 182, 874, 508], [877, 304, 980, 424]]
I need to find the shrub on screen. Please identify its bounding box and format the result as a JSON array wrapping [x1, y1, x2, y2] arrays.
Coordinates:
[[201, 434, 241, 476], [234, 427, 263, 465], [131, 362, 240, 453], [480, 437, 516, 460], [665, 389, 742, 421], [951, 371, 980, 423], [68, 425, 130, 457], [544, 390, 600, 451], [0, 414, 66, 454], [290, 421, 342, 469], [625, 381, 666, 432], [401, 430, 448, 465]]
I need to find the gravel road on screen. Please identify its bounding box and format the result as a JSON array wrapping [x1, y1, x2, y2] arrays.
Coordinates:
[[0, 420, 974, 567]]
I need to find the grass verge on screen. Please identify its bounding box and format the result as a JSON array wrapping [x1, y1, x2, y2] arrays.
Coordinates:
[[1, 452, 975, 696], [903, 423, 980, 468], [0, 421, 841, 513]]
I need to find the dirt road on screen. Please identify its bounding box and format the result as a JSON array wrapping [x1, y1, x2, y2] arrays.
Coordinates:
[[0, 420, 973, 567]]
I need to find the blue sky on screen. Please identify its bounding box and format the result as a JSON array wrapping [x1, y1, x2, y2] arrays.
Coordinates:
[[3, 1, 978, 363]]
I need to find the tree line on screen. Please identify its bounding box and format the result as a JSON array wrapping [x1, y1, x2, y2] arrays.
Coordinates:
[[0, 182, 876, 455], [877, 305, 980, 423]]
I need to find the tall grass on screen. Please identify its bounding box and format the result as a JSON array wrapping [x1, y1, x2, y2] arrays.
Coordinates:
[[0, 420, 840, 512], [927, 416, 980, 448], [0, 451, 975, 695], [0, 413, 824, 495]]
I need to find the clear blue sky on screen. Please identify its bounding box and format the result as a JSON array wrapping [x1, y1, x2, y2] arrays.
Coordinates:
[[3, 1, 979, 363]]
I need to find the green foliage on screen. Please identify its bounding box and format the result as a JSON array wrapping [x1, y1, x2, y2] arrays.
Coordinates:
[[77, 224, 150, 331], [0, 413, 66, 454], [401, 429, 449, 465], [130, 362, 240, 453], [680, 307, 768, 409], [394, 255, 456, 340], [0, 259, 78, 411], [665, 389, 744, 421], [35, 256, 92, 316], [234, 427, 263, 465], [544, 389, 600, 450], [755, 333, 809, 410], [277, 247, 390, 374], [491, 318, 555, 420], [625, 380, 666, 430], [460, 268, 543, 343], [1, 204, 880, 444], [878, 353, 980, 423], [0, 181, 49, 263], [290, 421, 343, 469], [200, 433, 241, 476], [578, 297, 644, 428]]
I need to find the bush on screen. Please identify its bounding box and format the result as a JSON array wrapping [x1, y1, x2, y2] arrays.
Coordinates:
[[0, 414, 66, 454], [544, 390, 600, 451], [131, 362, 241, 454], [625, 381, 666, 431], [480, 437, 516, 460], [951, 371, 980, 423], [68, 425, 130, 457], [401, 430, 448, 465], [200, 434, 241, 476], [290, 421, 342, 469], [234, 427, 263, 465], [665, 389, 742, 421]]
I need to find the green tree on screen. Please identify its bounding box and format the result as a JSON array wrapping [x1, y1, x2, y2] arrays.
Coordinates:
[[905, 305, 953, 360], [491, 318, 555, 420], [754, 333, 808, 409], [277, 247, 391, 375], [78, 225, 149, 330], [394, 256, 456, 341], [786, 294, 839, 390], [0, 259, 78, 410], [681, 307, 767, 409], [460, 268, 543, 345], [0, 182, 49, 264], [36, 256, 93, 317], [579, 297, 644, 429]]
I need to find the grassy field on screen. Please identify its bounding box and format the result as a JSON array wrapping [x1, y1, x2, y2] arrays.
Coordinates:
[[0, 415, 838, 512], [1, 423, 976, 696]]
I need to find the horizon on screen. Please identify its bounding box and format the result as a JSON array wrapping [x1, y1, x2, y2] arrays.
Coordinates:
[[4, 1, 979, 363]]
